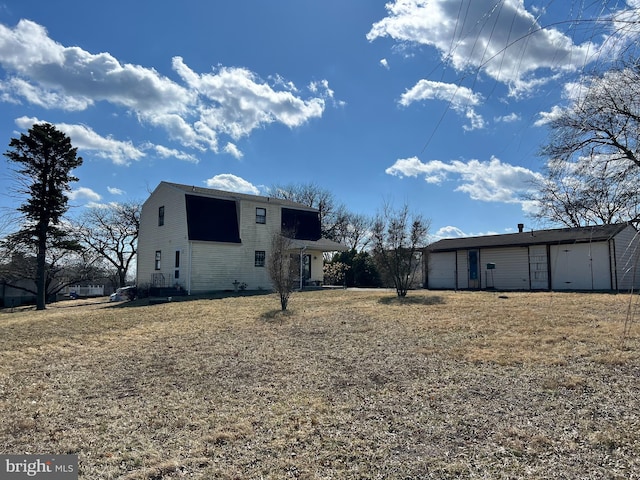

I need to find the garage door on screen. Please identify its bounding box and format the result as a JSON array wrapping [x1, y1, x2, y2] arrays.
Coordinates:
[[428, 252, 456, 289], [549, 243, 611, 290]]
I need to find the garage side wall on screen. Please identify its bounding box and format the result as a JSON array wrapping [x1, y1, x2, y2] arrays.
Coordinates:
[[613, 226, 640, 291], [480, 247, 530, 290]]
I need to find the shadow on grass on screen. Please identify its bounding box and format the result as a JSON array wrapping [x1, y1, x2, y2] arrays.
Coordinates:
[[261, 309, 295, 323], [378, 295, 445, 306], [108, 289, 273, 309]]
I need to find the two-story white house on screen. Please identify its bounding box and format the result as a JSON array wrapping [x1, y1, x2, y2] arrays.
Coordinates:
[[136, 181, 347, 294]]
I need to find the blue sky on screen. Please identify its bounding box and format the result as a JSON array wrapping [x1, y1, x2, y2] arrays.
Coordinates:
[[1, 0, 639, 240]]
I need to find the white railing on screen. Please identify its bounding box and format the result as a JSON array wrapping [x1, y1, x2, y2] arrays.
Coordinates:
[[64, 285, 105, 297]]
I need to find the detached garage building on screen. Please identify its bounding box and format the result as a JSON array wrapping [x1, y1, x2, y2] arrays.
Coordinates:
[[426, 223, 640, 292]]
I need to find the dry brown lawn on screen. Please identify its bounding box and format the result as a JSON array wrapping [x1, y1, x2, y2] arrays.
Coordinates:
[[1, 289, 639, 479]]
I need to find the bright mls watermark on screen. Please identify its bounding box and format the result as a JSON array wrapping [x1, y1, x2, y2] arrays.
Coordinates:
[[1, 455, 77, 479]]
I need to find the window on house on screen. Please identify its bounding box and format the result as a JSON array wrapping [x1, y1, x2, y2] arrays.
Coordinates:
[[174, 251, 180, 280], [255, 250, 266, 267], [256, 207, 266, 224], [155, 251, 161, 270], [158, 206, 165, 226]]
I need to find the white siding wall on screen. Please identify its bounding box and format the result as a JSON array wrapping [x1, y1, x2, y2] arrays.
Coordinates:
[[190, 241, 273, 292], [187, 199, 326, 292], [137, 184, 189, 289], [480, 247, 530, 290], [528, 245, 549, 290], [188, 199, 280, 292], [456, 250, 469, 289], [613, 225, 640, 291], [308, 252, 325, 284], [549, 242, 611, 290], [427, 252, 457, 289]]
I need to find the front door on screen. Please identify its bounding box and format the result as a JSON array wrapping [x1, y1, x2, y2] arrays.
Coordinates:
[[302, 254, 311, 285], [291, 253, 312, 288], [468, 250, 480, 289]]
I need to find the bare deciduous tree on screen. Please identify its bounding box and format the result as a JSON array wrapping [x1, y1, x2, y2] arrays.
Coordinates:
[[0, 240, 96, 300], [534, 61, 640, 227], [75, 202, 141, 287], [371, 203, 430, 297], [267, 232, 296, 311], [335, 212, 372, 252], [269, 182, 349, 241]]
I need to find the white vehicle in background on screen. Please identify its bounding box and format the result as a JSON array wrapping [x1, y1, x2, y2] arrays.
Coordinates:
[[109, 286, 136, 302]]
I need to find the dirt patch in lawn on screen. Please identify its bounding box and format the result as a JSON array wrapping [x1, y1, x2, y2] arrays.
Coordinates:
[[1, 290, 639, 478]]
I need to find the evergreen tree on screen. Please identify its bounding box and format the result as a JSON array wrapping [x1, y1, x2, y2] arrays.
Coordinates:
[[4, 123, 83, 309]]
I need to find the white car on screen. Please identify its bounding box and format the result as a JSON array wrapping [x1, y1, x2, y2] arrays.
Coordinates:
[[109, 286, 136, 302]]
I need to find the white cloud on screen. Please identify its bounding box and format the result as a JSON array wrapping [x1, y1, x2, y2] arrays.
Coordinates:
[[495, 112, 520, 123], [107, 186, 125, 195], [173, 57, 326, 140], [434, 225, 466, 239], [386, 155, 542, 207], [68, 186, 101, 202], [400, 79, 485, 130], [205, 174, 260, 195], [223, 142, 243, 159], [534, 105, 565, 126], [400, 80, 482, 108], [380, 58, 390, 70], [0, 20, 332, 158], [153, 145, 199, 163], [367, 0, 602, 96], [431, 225, 502, 241], [15, 116, 146, 165], [0, 20, 193, 113]]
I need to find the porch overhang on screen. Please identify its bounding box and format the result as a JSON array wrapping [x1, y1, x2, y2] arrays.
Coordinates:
[[287, 237, 349, 252]]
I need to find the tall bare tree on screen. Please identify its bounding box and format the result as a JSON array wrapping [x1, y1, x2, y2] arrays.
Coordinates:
[[269, 182, 349, 241], [0, 240, 95, 301], [371, 203, 430, 297], [4, 123, 83, 309], [267, 232, 296, 311], [75, 202, 141, 287], [335, 212, 372, 252], [534, 60, 640, 227]]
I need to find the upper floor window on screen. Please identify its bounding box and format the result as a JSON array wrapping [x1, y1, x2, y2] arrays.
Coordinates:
[[158, 206, 165, 226], [256, 207, 266, 224]]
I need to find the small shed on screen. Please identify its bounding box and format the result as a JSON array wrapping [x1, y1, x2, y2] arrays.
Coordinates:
[[425, 223, 640, 291]]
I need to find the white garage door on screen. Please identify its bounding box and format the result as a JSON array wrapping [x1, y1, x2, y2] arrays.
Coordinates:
[[549, 243, 611, 290], [428, 252, 457, 289]]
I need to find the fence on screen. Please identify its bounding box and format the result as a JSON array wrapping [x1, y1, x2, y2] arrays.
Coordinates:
[[63, 285, 105, 297]]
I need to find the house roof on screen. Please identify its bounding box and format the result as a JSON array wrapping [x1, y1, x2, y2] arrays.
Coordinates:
[[427, 223, 632, 252], [160, 181, 319, 212]]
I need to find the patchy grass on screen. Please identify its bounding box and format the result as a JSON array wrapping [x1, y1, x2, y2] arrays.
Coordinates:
[[1, 290, 639, 479]]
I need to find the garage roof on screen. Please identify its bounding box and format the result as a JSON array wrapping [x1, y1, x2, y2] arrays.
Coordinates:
[[427, 224, 631, 252]]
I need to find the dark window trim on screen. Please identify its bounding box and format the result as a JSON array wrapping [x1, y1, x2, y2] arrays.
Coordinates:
[[256, 207, 266, 224], [155, 250, 161, 270]]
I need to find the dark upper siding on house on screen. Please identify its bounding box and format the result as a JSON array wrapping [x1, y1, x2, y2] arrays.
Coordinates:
[[185, 194, 241, 243], [281, 208, 321, 241]]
